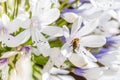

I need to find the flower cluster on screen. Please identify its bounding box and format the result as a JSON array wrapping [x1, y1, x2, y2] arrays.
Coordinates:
[[0, 0, 120, 80]]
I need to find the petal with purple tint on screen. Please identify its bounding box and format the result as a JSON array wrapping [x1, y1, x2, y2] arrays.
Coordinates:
[[0, 58, 8, 67], [80, 0, 91, 4], [74, 68, 87, 76], [62, 9, 84, 14]]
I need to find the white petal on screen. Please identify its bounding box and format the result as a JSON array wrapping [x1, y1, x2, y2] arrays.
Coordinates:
[[9, 69, 17, 80], [68, 53, 89, 68], [80, 35, 106, 47], [50, 67, 69, 74], [6, 19, 22, 33], [31, 47, 41, 56], [79, 46, 97, 62], [42, 26, 64, 37], [1, 64, 9, 80], [84, 68, 103, 80], [6, 29, 31, 47], [42, 59, 54, 73], [54, 55, 66, 67], [2, 14, 10, 26], [20, 19, 31, 29], [61, 42, 72, 57], [40, 8, 60, 25], [76, 19, 99, 37], [32, 29, 50, 48], [62, 25, 70, 39], [71, 16, 82, 35], [98, 53, 118, 65], [59, 75, 75, 80], [32, 29, 50, 56], [15, 54, 32, 80], [42, 72, 50, 80], [49, 48, 66, 67], [1, 51, 19, 58], [62, 12, 78, 23], [0, 34, 14, 46]]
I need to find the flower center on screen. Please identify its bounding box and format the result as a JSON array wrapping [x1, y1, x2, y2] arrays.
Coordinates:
[[30, 17, 41, 30]]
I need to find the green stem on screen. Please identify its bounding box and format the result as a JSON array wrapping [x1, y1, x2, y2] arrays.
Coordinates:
[[2, 2, 7, 14], [59, 0, 68, 11]]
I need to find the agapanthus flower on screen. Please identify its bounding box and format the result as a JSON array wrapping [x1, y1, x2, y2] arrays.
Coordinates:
[[61, 17, 106, 68], [7, 0, 63, 56]]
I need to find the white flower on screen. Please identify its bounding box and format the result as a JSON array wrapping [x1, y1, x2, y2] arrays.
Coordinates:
[[61, 17, 106, 68], [7, 1, 63, 53]]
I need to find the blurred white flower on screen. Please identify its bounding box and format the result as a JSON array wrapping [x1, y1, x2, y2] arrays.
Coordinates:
[[0, 0, 6, 2], [9, 50, 32, 80], [0, 46, 32, 80]]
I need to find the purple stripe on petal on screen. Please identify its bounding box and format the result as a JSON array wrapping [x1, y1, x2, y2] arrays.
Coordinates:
[[0, 58, 8, 65], [99, 48, 110, 54], [61, 36, 66, 43], [74, 68, 88, 76], [80, 0, 90, 4], [62, 9, 85, 14], [68, 0, 75, 4], [93, 48, 110, 59], [106, 37, 116, 46]]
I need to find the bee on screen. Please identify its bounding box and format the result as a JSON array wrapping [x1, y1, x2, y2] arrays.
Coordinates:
[[71, 38, 80, 53]]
